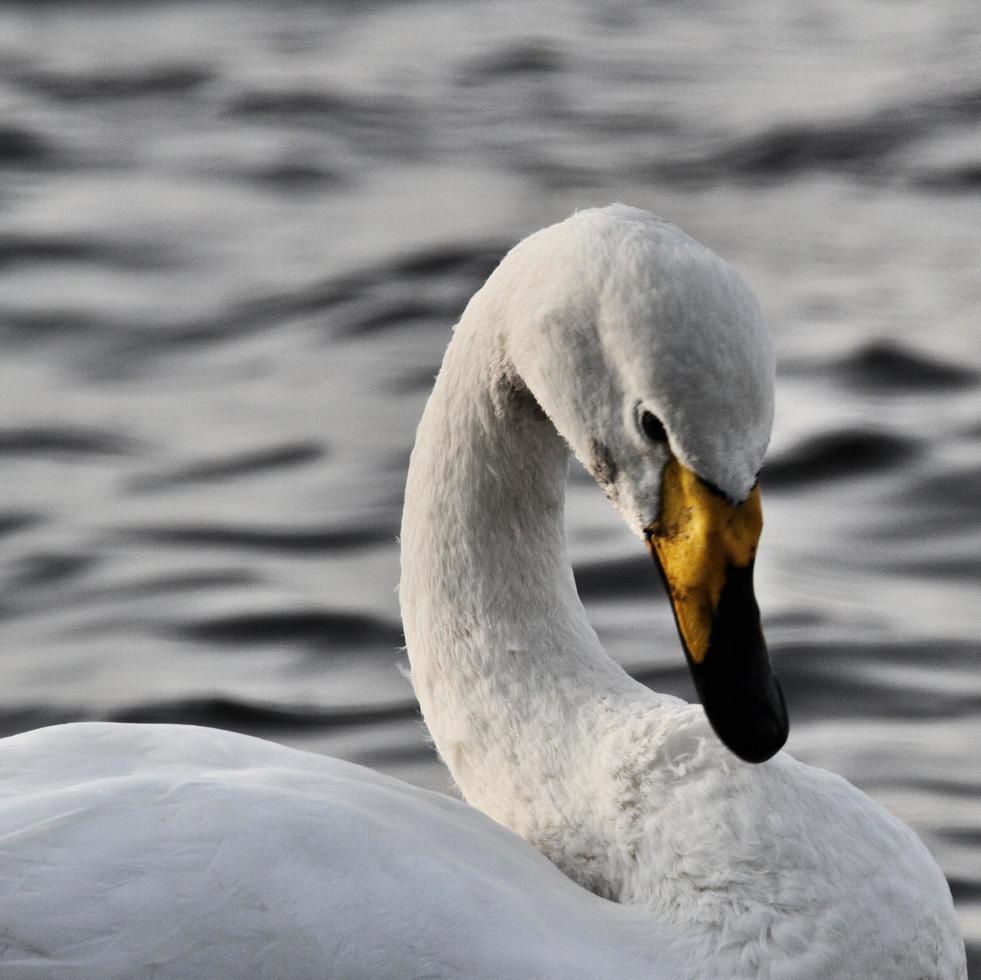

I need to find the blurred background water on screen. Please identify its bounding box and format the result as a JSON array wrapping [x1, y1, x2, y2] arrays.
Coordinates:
[[1, 0, 979, 969]]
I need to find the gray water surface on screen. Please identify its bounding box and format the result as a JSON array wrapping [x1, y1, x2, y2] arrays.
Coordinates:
[[1, 0, 979, 967]]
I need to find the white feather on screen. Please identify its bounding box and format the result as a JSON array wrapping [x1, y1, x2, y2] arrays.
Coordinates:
[[0, 723, 686, 979]]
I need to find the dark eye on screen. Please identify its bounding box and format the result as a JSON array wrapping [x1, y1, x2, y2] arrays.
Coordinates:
[[639, 409, 668, 445]]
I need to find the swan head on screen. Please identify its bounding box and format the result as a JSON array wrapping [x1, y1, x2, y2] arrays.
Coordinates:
[[500, 205, 787, 763]]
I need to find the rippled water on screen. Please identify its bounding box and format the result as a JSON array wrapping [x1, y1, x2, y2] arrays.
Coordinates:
[[1, 0, 979, 967]]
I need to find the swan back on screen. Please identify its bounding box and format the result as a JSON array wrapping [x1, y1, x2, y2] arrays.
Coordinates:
[[0, 723, 688, 979]]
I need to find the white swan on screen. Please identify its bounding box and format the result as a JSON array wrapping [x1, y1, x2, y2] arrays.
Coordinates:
[[0, 206, 965, 979]]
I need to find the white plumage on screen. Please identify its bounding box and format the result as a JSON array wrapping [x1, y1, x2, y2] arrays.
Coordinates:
[[0, 206, 965, 978], [0, 723, 687, 978]]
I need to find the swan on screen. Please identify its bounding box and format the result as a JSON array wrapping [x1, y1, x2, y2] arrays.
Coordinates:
[[0, 205, 965, 979]]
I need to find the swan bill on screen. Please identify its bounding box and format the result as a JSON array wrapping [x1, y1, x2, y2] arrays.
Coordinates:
[[645, 458, 789, 763]]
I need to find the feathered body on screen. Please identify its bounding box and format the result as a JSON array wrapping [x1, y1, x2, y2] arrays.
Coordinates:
[[0, 723, 685, 979]]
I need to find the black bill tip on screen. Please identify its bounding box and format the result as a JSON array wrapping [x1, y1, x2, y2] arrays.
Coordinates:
[[687, 563, 789, 764]]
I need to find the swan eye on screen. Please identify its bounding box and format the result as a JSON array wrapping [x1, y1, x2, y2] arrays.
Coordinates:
[[639, 410, 668, 445]]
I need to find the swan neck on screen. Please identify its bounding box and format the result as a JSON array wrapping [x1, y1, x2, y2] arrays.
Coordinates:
[[399, 312, 632, 814], [401, 323, 576, 634]]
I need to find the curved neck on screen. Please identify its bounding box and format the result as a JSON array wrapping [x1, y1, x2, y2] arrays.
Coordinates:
[[399, 315, 639, 831]]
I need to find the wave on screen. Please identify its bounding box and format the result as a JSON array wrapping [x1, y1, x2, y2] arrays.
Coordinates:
[[130, 441, 325, 491], [947, 876, 981, 906], [895, 465, 981, 522], [171, 608, 403, 649], [0, 426, 141, 456], [0, 706, 77, 739], [624, 637, 979, 726], [156, 241, 506, 347], [832, 340, 978, 392], [762, 428, 918, 489], [333, 297, 462, 338], [108, 695, 418, 732], [223, 85, 427, 161], [771, 639, 981, 722], [119, 523, 395, 552], [0, 309, 107, 346], [21, 64, 214, 102], [888, 555, 981, 581], [0, 697, 419, 741], [457, 40, 564, 84], [8, 552, 99, 589], [88, 570, 260, 599], [917, 167, 981, 191], [0, 234, 170, 271], [282, 241, 505, 333], [658, 83, 981, 183], [0, 125, 53, 167], [573, 555, 667, 601], [706, 120, 909, 178], [0, 512, 41, 538], [0, 239, 503, 377], [250, 160, 344, 191], [390, 243, 508, 281], [226, 89, 401, 127]]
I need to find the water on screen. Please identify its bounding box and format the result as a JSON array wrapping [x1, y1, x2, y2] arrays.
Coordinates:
[[1, 0, 979, 967]]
